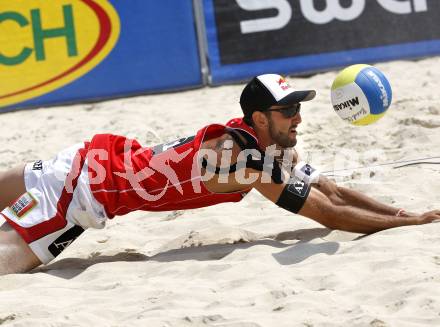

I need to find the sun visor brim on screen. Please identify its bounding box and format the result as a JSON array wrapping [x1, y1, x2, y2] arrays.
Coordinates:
[[276, 90, 316, 106]]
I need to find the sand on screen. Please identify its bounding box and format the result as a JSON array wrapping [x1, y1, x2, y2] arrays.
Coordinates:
[[0, 57, 439, 326]]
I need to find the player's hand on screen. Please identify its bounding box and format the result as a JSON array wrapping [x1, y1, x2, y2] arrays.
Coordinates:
[[417, 210, 440, 224]]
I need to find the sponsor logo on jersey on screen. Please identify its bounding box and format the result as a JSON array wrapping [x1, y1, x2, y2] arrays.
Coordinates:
[[152, 136, 195, 155], [8, 192, 38, 219], [32, 160, 43, 170], [48, 225, 85, 257]]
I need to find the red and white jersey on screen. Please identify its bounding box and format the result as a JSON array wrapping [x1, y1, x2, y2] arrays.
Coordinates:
[[87, 118, 260, 218]]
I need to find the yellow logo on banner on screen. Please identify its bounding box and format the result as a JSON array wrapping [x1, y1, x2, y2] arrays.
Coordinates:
[[0, 0, 120, 108]]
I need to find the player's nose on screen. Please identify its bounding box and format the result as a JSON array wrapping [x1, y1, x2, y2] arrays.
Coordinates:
[[292, 111, 302, 124]]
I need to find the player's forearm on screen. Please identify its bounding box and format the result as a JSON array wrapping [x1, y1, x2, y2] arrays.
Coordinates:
[[317, 205, 419, 234], [336, 186, 404, 216]]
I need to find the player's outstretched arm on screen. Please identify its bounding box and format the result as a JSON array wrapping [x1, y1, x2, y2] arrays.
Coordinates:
[[253, 172, 440, 234], [311, 174, 414, 217], [298, 188, 440, 234], [201, 133, 440, 234]]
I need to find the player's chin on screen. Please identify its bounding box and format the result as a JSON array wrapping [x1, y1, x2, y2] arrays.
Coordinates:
[[288, 133, 298, 146], [289, 139, 298, 147], [283, 137, 297, 148]]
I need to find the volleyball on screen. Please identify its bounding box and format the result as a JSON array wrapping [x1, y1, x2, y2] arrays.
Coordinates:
[[331, 64, 392, 125]]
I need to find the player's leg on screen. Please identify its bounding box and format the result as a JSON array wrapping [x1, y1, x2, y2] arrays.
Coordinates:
[[0, 165, 42, 275], [0, 221, 42, 275], [0, 144, 108, 275], [0, 165, 27, 209]]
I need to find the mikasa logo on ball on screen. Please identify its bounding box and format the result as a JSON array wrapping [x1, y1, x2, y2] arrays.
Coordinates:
[[333, 97, 361, 111], [332, 88, 361, 112]]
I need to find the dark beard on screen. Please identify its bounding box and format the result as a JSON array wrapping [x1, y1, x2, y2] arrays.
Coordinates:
[[268, 118, 297, 148]]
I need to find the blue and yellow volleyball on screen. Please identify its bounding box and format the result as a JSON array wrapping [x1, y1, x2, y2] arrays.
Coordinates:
[[331, 64, 392, 125]]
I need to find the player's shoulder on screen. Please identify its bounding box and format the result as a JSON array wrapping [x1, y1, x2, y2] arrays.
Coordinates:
[[200, 131, 241, 154]]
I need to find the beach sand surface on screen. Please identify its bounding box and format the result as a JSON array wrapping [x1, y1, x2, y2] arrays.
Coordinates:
[[0, 57, 439, 326]]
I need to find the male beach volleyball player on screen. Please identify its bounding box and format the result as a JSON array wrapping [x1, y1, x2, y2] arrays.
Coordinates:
[[1, 74, 439, 275]]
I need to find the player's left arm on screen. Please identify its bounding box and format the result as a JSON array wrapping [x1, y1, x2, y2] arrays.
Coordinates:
[[252, 159, 440, 234], [293, 149, 412, 217], [313, 174, 414, 217]]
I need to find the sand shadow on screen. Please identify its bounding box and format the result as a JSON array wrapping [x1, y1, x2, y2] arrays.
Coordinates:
[[272, 241, 339, 265], [268, 227, 341, 265], [31, 251, 149, 279], [31, 227, 350, 279], [271, 227, 332, 242]]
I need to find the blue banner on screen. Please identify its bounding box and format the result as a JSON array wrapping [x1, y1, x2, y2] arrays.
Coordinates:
[[1, 0, 202, 112], [204, 0, 440, 84]]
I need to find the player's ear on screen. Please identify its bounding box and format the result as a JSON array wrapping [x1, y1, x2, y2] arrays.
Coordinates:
[[252, 111, 269, 129]]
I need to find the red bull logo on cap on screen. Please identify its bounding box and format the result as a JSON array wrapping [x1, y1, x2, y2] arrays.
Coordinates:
[[277, 77, 291, 91]]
